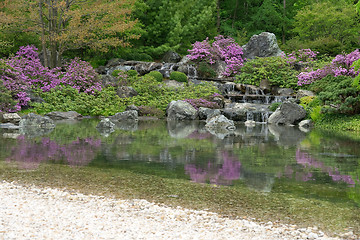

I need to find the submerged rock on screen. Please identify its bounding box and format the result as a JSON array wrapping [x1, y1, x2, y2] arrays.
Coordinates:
[[109, 110, 139, 122], [19, 113, 55, 129], [45, 111, 82, 120], [205, 115, 236, 131]]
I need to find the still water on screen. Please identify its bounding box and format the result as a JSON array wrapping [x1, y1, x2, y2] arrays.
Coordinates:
[[0, 119, 360, 233]]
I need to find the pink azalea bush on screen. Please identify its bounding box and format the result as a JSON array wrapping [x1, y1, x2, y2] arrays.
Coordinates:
[[297, 49, 360, 86], [0, 45, 101, 112], [187, 35, 245, 77]]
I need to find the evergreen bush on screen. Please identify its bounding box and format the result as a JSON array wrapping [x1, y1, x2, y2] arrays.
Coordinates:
[[170, 71, 187, 82]]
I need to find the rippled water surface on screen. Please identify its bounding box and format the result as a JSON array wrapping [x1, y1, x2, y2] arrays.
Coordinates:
[[1, 119, 360, 234]]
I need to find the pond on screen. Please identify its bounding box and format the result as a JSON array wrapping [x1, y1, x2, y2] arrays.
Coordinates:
[[0, 119, 359, 236]]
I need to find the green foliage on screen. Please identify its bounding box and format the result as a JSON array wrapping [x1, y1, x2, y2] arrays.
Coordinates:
[[133, 0, 218, 55], [309, 105, 323, 123], [31, 86, 128, 116], [351, 59, 360, 90], [299, 96, 322, 121], [137, 105, 164, 118], [311, 75, 360, 115], [127, 70, 139, 78], [235, 56, 299, 89], [197, 62, 217, 79], [0, 80, 17, 112], [111, 70, 123, 77], [146, 71, 163, 82], [269, 102, 281, 112], [170, 71, 188, 83], [292, 1, 359, 55]]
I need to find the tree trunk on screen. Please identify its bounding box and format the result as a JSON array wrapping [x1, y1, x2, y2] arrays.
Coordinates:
[[232, 0, 239, 29], [282, 0, 286, 45], [39, 0, 49, 68]]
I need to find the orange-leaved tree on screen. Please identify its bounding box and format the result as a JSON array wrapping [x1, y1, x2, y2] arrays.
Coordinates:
[[0, 0, 139, 68]]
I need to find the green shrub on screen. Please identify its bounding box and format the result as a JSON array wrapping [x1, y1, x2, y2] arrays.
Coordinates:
[[31, 86, 128, 116], [310, 106, 323, 123], [146, 71, 163, 82], [313, 75, 360, 115], [235, 56, 300, 89], [127, 70, 138, 78], [137, 105, 164, 118], [170, 71, 187, 82], [198, 62, 216, 79], [269, 102, 281, 112], [0, 80, 17, 112]]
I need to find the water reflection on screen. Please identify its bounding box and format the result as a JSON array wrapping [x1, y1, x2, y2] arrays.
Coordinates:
[[1, 120, 359, 194], [6, 136, 101, 169], [277, 149, 359, 186]]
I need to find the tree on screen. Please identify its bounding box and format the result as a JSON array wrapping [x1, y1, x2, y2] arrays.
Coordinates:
[[0, 0, 139, 68], [292, 1, 360, 54], [133, 0, 218, 56]]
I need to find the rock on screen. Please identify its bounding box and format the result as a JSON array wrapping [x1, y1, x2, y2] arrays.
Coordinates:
[[125, 105, 139, 111], [163, 80, 185, 89], [100, 75, 117, 87], [116, 86, 138, 98], [259, 79, 272, 94], [133, 62, 163, 75], [0, 113, 21, 124], [45, 111, 82, 120], [205, 115, 236, 131], [267, 101, 306, 125], [162, 51, 182, 63], [0, 123, 20, 129], [214, 61, 227, 78], [307, 232, 318, 240], [299, 119, 313, 128], [96, 118, 115, 129], [19, 113, 55, 129], [96, 66, 107, 75], [242, 32, 283, 60], [244, 120, 256, 127], [106, 58, 125, 68], [296, 90, 315, 99], [198, 107, 221, 120], [166, 100, 198, 121], [109, 110, 138, 122], [273, 87, 294, 96]]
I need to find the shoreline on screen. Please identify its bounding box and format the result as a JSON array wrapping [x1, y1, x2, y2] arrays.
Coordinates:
[[0, 181, 341, 240]]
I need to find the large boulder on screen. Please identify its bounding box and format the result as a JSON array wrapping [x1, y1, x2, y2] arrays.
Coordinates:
[[205, 115, 236, 131], [296, 90, 315, 99], [19, 113, 55, 129], [242, 32, 283, 60], [45, 111, 82, 120], [198, 107, 221, 120], [267, 101, 306, 125], [0, 113, 21, 124], [162, 51, 181, 63], [109, 110, 138, 122], [166, 100, 198, 121]]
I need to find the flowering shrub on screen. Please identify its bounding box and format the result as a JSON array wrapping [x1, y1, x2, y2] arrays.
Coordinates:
[[297, 49, 360, 86], [284, 48, 318, 64], [183, 98, 220, 110], [187, 35, 245, 77], [0, 45, 102, 112], [62, 57, 101, 94]]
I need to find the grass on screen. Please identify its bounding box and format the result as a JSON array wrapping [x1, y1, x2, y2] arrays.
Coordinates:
[[1, 161, 359, 238]]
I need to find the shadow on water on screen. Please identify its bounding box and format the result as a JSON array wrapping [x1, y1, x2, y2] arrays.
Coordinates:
[[1, 119, 360, 236]]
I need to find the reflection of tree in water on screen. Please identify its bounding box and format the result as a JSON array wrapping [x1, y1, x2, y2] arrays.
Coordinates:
[[185, 151, 241, 186], [278, 149, 359, 186], [6, 136, 101, 169]]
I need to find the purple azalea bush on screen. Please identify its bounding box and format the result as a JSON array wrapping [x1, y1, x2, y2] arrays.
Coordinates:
[[183, 98, 220, 110], [0, 45, 101, 112], [187, 35, 245, 77], [297, 49, 360, 86]]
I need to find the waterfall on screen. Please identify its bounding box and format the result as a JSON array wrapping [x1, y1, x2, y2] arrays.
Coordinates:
[[187, 65, 198, 79], [246, 111, 254, 121], [261, 112, 269, 123]]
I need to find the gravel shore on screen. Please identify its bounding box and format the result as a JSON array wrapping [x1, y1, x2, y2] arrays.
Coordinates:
[[0, 181, 342, 240]]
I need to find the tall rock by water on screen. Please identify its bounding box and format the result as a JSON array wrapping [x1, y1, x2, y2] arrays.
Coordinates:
[[166, 100, 198, 121], [267, 101, 306, 125], [242, 32, 283, 60]]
